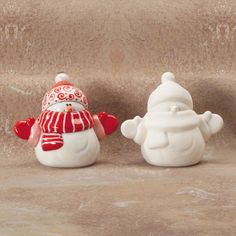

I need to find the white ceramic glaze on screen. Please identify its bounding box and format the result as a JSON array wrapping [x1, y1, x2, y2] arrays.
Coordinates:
[[121, 72, 224, 167], [35, 129, 100, 168]]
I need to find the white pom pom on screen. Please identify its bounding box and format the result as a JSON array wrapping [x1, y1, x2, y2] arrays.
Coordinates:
[[55, 72, 69, 83], [161, 72, 175, 83]]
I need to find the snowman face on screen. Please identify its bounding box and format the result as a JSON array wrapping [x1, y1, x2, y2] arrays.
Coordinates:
[[149, 102, 190, 112], [47, 101, 84, 112]]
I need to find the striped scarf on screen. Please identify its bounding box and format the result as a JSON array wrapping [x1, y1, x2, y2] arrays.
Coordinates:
[[38, 110, 94, 151]]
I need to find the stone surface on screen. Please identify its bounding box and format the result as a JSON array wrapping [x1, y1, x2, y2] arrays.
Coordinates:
[[0, 0, 236, 235], [0, 148, 235, 236]]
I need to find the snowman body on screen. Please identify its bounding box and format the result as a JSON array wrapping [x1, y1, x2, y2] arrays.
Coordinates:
[[140, 110, 206, 167], [35, 129, 100, 168], [121, 72, 223, 167], [35, 101, 100, 168]]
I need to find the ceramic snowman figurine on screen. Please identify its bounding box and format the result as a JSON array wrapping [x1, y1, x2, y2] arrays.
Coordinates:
[[14, 73, 119, 168], [121, 72, 223, 167]]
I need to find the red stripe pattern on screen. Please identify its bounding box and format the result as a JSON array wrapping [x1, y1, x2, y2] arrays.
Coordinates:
[[38, 110, 94, 151]]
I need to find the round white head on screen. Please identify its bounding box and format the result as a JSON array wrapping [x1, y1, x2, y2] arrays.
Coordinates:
[[48, 101, 84, 112]]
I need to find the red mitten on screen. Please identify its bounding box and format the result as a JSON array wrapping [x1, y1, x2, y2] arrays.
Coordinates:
[[14, 117, 35, 140], [97, 112, 119, 135]]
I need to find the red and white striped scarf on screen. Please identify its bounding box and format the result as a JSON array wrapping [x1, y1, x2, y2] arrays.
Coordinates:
[[38, 110, 94, 151]]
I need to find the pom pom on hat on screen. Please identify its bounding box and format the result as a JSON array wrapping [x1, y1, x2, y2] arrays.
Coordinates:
[[55, 72, 70, 83], [161, 72, 175, 83]]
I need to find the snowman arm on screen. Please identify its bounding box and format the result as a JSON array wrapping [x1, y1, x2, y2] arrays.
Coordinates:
[[198, 111, 224, 141], [93, 114, 106, 141], [92, 112, 119, 141], [121, 116, 146, 144], [133, 118, 146, 145], [14, 117, 35, 140], [28, 120, 41, 147]]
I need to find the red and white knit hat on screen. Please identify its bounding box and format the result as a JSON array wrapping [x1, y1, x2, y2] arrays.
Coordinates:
[[42, 73, 88, 111]]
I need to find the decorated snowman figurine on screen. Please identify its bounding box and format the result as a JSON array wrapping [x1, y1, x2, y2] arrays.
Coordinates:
[[121, 72, 223, 167], [14, 73, 119, 168]]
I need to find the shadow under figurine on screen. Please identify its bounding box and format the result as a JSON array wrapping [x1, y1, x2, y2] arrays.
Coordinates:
[[14, 73, 119, 168], [121, 72, 224, 167]]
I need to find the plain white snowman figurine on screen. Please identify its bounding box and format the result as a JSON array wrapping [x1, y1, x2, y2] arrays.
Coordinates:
[[121, 72, 223, 167], [14, 73, 119, 168]]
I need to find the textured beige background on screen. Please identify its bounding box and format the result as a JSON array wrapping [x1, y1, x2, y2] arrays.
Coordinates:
[[0, 0, 236, 235]]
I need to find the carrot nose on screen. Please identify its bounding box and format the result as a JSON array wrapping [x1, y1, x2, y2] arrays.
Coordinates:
[[65, 105, 73, 113]]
